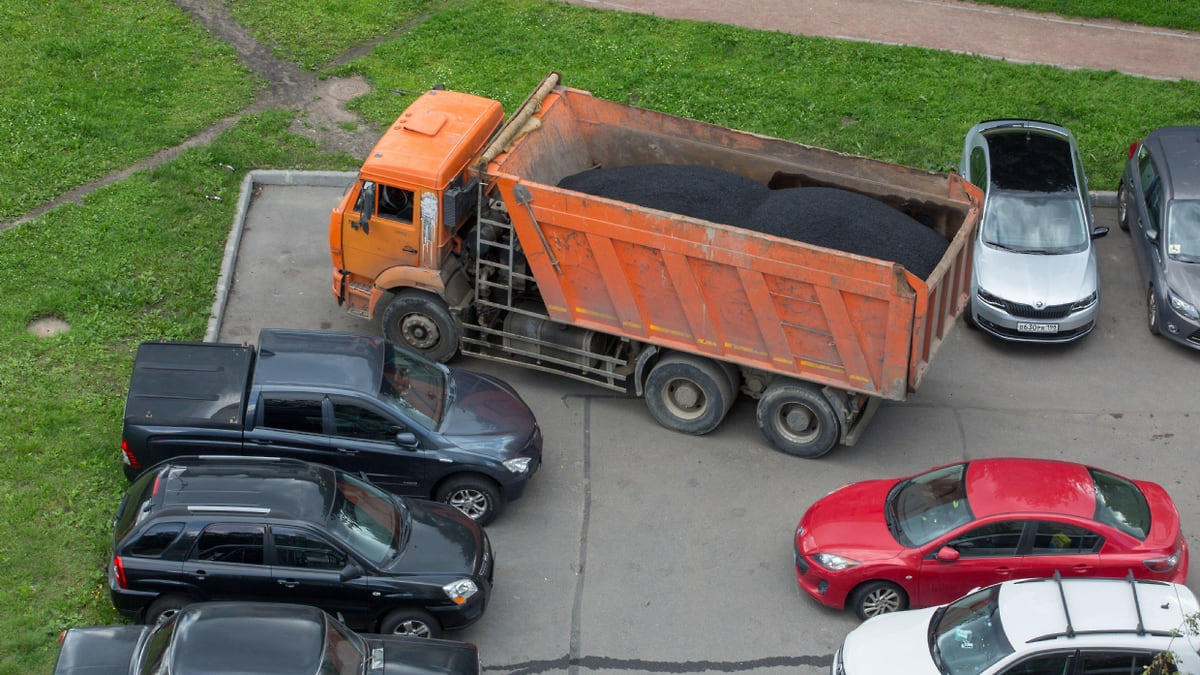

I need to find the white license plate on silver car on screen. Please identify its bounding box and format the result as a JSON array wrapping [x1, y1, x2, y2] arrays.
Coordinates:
[[1017, 322, 1059, 333]]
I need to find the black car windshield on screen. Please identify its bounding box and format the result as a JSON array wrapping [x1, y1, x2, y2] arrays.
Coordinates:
[[1167, 200, 1200, 262], [321, 615, 367, 675], [1090, 468, 1151, 540], [929, 585, 1014, 675], [887, 464, 973, 547], [328, 473, 405, 566], [982, 190, 1088, 254], [379, 343, 446, 430]]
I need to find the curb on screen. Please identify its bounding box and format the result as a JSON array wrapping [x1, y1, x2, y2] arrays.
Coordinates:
[[204, 172, 1118, 342], [205, 170, 357, 342]]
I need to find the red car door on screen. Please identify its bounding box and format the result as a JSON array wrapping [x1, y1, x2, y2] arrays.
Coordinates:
[[1020, 520, 1102, 580], [916, 519, 1026, 606]]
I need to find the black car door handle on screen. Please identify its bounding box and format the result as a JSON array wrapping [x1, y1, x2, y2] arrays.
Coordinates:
[[277, 579, 298, 589], [336, 447, 358, 455], [192, 569, 207, 578]]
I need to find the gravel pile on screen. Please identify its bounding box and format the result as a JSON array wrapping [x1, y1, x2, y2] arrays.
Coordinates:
[[559, 164, 948, 279]]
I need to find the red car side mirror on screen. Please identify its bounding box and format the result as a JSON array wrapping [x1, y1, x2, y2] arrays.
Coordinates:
[[936, 546, 961, 562]]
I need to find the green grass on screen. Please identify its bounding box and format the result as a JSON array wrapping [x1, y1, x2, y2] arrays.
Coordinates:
[[3, 0, 1200, 672], [331, 0, 1200, 187], [219, 0, 433, 70], [0, 0, 260, 221], [971, 0, 1200, 33], [0, 111, 358, 674]]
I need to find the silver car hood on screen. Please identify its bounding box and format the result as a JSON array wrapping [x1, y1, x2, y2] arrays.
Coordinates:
[[975, 243, 1096, 305]]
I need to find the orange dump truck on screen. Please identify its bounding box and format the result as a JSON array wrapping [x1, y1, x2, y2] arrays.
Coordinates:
[[330, 73, 982, 458]]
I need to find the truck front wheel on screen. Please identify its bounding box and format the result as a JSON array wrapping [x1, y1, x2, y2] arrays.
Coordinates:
[[756, 380, 839, 458], [381, 290, 461, 363], [644, 354, 736, 435]]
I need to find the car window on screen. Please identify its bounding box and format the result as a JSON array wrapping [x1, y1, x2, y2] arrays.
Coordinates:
[[888, 464, 973, 547], [137, 615, 179, 675], [321, 616, 368, 675], [1089, 469, 1151, 541], [332, 399, 404, 443], [1030, 522, 1102, 555], [981, 191, 1088, 253], [970, 146, 988, 190], [1137, 146, 1157, 191], [1166, 200, 1200, 261], [1146, 181, 1164, 236], [380, 343, 445, 429], [190, 523, 265, 564], [947, 521, 1024, 558], [126, 522, 184, 557], [1000, 651, 1075, 675], [376, 184, 414, 222], [261, 396, 325, 434], [273, 526, 349, 570], [1080, 650, 1167, 674], [930, 585, 1014, 675], [328, 474, 403, 566]]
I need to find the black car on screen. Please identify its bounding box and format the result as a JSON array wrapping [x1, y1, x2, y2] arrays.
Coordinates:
[[1118, 126, 1200, 349], [120, 328, 543, 525], [109, 457, 493, 638], [54, 601, 480, 674]]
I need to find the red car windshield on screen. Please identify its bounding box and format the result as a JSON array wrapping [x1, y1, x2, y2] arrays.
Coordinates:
[[887, 464, 974, 547]]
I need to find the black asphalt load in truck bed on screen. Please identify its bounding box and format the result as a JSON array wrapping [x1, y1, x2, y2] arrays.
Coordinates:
[[125, 341, 252, 429], [558, 164, 949, 279]]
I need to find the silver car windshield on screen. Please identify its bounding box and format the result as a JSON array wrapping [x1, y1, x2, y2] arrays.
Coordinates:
[[982, 190, 1088, 254], [1167, 200, 1200, 262], [928, 585, 1014, 675]]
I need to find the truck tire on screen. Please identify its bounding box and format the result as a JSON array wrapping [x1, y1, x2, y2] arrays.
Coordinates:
[[379, 608, 441, 638], [755, 380, 839, 458], [435, 474, 502, 526], [381, 289, 461, 363], [643, 354, 736, 435]]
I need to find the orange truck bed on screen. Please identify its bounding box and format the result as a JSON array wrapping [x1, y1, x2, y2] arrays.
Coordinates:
[[480, 81, 982, 401]]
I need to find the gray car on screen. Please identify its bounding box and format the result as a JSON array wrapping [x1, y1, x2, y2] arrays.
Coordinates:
[[959, 120, 1109, 343], [1117, 126, 1200, 350]]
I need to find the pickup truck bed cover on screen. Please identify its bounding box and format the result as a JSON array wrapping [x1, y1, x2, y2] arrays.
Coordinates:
[[125, 341, 252, 430]]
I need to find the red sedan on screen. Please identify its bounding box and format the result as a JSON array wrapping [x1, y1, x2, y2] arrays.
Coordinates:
[[794, 458, 1188, 620]]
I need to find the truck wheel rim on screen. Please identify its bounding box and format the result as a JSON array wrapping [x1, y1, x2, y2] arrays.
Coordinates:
[[401, 313, 440, 350], [448, 489, 489, 519], [776, 402, 818, 444], [663, 378, 706, 420]]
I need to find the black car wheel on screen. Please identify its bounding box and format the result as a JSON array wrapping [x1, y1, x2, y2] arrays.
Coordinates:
[[755, 380, 839, 458], [1117, 182, 1130, 232], [380, 608, 441, 639], [1148, 286, 1161, 335], [381, 289, 461, 363], [436, 474, 501, 526], [146, 594, 195, 625], [849, 581, 908, 621], [643, 353, 736, 435]]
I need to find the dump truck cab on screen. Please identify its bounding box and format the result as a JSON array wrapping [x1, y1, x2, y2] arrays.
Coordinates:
[[330, 89, 504, 321]]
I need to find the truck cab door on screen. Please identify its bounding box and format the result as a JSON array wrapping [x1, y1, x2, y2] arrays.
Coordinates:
[[326, 394, 433, 497], [340, 180, 421, 280]]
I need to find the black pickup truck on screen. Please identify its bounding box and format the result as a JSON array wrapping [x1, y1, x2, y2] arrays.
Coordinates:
[[120, 329, 542, 525]]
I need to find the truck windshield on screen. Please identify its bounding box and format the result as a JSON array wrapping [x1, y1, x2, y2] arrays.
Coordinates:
[[328, 473, 405, 566], [928, 585, 1013, 675], [380, 344, 446, 430]]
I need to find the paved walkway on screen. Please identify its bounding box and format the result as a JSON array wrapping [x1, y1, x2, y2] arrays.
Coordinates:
[[567, 0, 1200, 81]]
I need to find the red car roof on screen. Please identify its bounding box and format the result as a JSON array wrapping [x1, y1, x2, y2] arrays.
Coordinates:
[[965, 458, 1096, 519]]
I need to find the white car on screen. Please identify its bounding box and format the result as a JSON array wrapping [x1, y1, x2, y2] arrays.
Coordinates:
[[832, 575, 1200, 674]]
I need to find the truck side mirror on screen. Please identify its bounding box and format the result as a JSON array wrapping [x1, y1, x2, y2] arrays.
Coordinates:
[[395, 432, 418, 449], [356, 182, 376, 234]]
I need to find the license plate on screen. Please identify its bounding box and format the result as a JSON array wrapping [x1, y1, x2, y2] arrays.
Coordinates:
[[1017, 322, 1059, 333]]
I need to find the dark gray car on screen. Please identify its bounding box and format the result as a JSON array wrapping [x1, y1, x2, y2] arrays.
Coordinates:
[[1118, 126, 1200, 349], [959, 119, 1109, 343]]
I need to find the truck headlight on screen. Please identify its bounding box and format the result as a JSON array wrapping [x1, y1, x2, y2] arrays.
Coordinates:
[[1168, 290, 1199, 320], [813, 553, 861, 571], [443, 579, 479, 605], [503, 457, 532, 473]]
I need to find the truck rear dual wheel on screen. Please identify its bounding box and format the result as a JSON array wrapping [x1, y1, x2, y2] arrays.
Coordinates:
[[644, 354, 738, 435], [755, 380, 840, 458], [381, 290, 461, 363]]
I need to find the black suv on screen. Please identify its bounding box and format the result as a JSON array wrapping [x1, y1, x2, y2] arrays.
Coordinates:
[[109, 457, 494, 639], [1118, 126, 1200, 349]]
